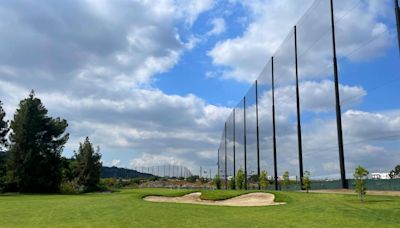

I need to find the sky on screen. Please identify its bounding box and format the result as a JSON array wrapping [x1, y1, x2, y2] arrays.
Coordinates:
[[0, 0, 399, 178]]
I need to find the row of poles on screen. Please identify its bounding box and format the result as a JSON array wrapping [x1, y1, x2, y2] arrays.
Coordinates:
[[134, 165, 192, 178], [218, 0, 400, 190]]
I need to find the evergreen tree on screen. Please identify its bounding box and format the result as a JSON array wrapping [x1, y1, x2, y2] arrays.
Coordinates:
[[0, 100, 9, 152], [0, 101, 9, 191], [74, 137, 102, 192], [7, 91, 69, 193]]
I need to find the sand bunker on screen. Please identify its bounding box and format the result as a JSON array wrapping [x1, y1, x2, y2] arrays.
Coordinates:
[[143, 192, 285, 207]]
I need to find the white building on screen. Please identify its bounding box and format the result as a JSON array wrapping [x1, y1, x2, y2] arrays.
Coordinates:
[[370, 173, 391, 180]]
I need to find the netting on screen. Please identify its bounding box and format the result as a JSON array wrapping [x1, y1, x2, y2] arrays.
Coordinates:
[[216, 0, 399, 190], [245, 83, 258, 185]]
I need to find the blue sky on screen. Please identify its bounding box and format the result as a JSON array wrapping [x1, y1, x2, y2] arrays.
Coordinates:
[[0, 0, 399, 178]]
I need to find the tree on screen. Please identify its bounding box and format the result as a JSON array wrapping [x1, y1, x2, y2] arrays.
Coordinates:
[[7, 91, 69, 193], [0, 152, 6, 192], [229, 176, 236, 190], [259, 170, 268, 189], [74, 137, 102, 192], [354, 166, 369, 202], [236, 168, 245, 190], [389, 165, 400, 179], [282, 171, 290, 190], [0, 100, 9, 152], [214, 175, 221, 189], [0, 101, 9, 192], [302, 171, 311, 193]]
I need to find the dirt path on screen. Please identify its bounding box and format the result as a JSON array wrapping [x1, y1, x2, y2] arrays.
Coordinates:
[[143, 192, 285, 207], [308, 189, 400, 196]]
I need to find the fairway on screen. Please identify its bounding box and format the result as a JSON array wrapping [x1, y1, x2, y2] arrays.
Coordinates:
[[1, 189, 399, 227]]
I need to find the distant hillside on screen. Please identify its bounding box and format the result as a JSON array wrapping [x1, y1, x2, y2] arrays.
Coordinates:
[[101, 166, 154, 179]]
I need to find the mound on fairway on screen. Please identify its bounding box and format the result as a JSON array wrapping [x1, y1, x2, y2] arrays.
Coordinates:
[[143, 192, 285, 206]]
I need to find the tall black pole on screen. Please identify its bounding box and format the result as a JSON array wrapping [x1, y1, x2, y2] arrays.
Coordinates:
[[294, 26, 304, 190], [233, 109, 236, 180], [255, 80, 261, 190], [395, 0, 400, 54], [243, 97, 248, 190], [271, 56, 278, 191], [224, 122, 228, 189], [330, 0, 347, 189]]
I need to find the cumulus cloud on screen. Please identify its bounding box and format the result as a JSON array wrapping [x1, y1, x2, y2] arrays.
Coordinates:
[[0, 0, 224, 173], [208, 0, 394, 83], [207, 18, 226, 36]]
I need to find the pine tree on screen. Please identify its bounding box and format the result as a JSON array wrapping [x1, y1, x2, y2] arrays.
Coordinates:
[[74, 137, 102, 192], [7, 91, 69, 193], [0, 100, 9, 152], [0, 100, 9, 191]]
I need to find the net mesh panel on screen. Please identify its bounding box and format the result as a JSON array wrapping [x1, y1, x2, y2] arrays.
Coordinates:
[[333, 0, 400, 178], [245, 83, 258, 185], [235, 99, 245, 175], [273, 30, 299, 183], [258, 60, 274, 181], [218, 129, 225, 178], [226, 112, 235, 178], [218, 0, 399, 188], [296, 0, 340, 181]]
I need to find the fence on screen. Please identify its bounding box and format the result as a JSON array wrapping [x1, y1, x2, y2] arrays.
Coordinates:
[[217, 0, 400, 190], [134, 165, 192, 178]]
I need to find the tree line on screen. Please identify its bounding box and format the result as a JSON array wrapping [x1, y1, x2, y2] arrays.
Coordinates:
[[0, 91, 101, 193]]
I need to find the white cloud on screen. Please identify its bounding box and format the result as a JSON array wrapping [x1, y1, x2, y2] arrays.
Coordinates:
[[111, 159, 121, 166], [207, 18, 226, 36], [208, 0, 394, 83]]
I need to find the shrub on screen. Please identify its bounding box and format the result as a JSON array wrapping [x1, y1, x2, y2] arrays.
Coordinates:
[[60, 181, 80, 194], [302, 171, 311, 193], [236, 169, 245, 190], [229, 176, 236, 190], [354, 166, 369, 201], [282, 171, 290, 190], [214, 175, 221, 189], [259, 170, 268, 189]]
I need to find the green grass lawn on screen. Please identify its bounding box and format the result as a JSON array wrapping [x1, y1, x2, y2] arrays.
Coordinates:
[[1, 188, 399, 227]]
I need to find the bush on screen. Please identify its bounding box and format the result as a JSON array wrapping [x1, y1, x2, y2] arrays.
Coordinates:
[[60, 181, 80, 194], [229, 176, 236, 190], [214, 175, 221, 189], [282, 171, 290, 190], [236, 169, 245, 190], [259, 170, 268, 189], [302, 171, 311, 193], [354, 166, 369, 201]]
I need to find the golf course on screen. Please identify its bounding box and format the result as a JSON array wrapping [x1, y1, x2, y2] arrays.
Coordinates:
[[1, 189, 399, 227]]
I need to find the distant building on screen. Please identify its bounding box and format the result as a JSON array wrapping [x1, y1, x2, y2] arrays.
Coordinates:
[[371, 173, 391, 180]]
